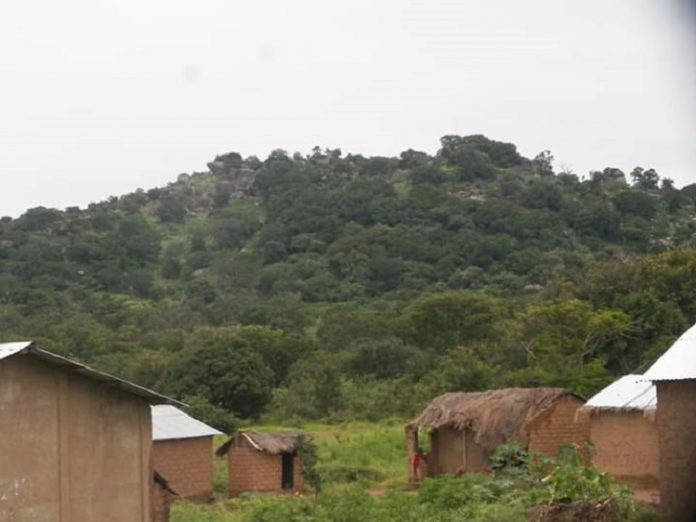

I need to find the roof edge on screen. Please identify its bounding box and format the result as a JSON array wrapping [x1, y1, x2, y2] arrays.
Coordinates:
[[1, 341, 183, 407]]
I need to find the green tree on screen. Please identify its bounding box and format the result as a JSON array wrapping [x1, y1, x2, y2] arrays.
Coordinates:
[[170, 327, 275, 418], [402, 291, 504, 352]]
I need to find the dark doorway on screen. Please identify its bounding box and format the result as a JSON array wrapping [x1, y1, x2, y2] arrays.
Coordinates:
[[281, 453, 294, 490]]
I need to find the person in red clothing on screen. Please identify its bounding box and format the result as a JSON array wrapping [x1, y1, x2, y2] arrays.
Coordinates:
[[412, 447, 427, 482]]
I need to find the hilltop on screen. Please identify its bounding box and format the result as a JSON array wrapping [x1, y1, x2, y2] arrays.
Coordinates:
[[2, 134, 696, 425]]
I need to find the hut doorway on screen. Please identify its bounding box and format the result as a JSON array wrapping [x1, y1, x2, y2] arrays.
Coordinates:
[[281, 453, 294, 490]]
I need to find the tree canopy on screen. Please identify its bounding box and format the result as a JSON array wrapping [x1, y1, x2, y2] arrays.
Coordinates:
[[2, 134, 695, 423]]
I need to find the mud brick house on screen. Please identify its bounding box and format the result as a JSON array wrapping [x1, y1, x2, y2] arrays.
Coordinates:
[[580, 375, 658, 501], [152, 405, 222, 501], [644, 323, 696, 522], [216, 432, 304, 496], [152, 472, 178, 522], [0, 340, 181, 522], [406, 387, 587, 481]]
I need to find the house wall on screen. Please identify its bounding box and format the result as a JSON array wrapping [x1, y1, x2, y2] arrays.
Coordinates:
[[465, 431, 489, 472], [428, 428, 488, 476], [528, 395, 588, 460], [589, 411, 658, 490], [227, 438, 303, 496], [0, 356, 152, 522], [151, 480, 174, 522], [656, 379, 696, 522], [153, 437, 214, 501], [421, 396, 587, 479]]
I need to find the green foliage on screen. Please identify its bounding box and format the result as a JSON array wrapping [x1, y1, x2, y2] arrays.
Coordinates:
[[402, 291, 504, 352], [2, 135, 696, 426], [170, 422, 657, 522], [183, 395, 238, 434], [296, 434, 322, 493], [169, 327, 275, 418]]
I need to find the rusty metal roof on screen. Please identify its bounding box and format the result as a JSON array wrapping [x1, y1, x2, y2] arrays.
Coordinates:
[[0, 341, 182, 406], [644, 323, 696, 382], [152, 405, 222, 441]]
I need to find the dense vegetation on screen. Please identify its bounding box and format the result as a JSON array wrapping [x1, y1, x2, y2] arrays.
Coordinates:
[[173, 424, 657, 522], [2, 135, 696, 426]]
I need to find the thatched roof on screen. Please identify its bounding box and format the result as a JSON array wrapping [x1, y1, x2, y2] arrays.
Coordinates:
[[216, 431, 301, 456], [407, 387, 582, 451]]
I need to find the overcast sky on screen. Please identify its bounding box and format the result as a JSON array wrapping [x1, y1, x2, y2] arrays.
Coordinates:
[[1, 0, 695, 217]]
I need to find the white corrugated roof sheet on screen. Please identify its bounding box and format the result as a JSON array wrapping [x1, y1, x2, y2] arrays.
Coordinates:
[[585, 374, 656, 410], [644, 322, 696, 381], [0, 341, 182, 406], [152, 405, 222, 441], [0, 341, 33, 360]]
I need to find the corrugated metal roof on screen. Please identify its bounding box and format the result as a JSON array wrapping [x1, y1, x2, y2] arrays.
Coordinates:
[[152, 405, 222, 441], [585, 375, 656, 410], [644, 322, 696, 381], [0, 341, 33, 360], [0, 341, 182, 406]]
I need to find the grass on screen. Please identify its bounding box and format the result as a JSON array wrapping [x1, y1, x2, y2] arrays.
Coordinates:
[[172, 421, 660, 522], [173, 420, 408, 521], [305, 419, 408, 489]]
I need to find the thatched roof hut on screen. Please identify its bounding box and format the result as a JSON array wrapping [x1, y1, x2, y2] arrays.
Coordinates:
[[216, 432, 305, 496], [408, 387, 581, 451], [216, 432, 300, 457]]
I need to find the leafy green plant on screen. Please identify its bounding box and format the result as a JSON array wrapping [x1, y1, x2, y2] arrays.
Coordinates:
[[296, 434, 322, 494]]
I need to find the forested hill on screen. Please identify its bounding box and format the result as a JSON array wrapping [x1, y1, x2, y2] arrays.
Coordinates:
[[3, 134, 696, 427]]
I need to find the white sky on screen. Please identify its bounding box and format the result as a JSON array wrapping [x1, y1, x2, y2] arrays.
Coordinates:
[[1, 0, 695, 217]]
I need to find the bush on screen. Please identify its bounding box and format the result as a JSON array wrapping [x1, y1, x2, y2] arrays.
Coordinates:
[[318, 465, 386, 484]]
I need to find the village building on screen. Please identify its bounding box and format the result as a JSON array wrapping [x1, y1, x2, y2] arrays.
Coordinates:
[[581, 375, 658, 501], [216, 432, 304, 496], [644, 322, 696, 522], [0, 340, 180, 522], [406, 387, 587, 481], [152, 472, 178, 522], [152, 405, 222, 502]]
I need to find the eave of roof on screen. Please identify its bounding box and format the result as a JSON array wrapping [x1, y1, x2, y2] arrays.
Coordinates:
[[0, 341, 183, 406], [152, 405, 222, 441], [644, 323, 696, 382], [584, 375, 656, 410], [216, 431, 301, 457]]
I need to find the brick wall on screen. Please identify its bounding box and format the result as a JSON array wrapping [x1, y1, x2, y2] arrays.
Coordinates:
[[589, 411, 659, 490], [656, 379, 696, 521], [528, 395, 589, 460], [227, 438, 304, 496], [153, 436, 215, 501]]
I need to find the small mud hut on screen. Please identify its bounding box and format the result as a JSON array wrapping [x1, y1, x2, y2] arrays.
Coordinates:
[[643, 322, 696, 521], [406, 387, 587, 481], [152, 405, 222, 502], [216, 432, 304, 496], [580, 375, 658, 500]]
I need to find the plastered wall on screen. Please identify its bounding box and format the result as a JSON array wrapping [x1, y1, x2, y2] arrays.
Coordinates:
[[656, 380, 696, 522], [429, 428, 488, 476], [0, 356, 152, 522]]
